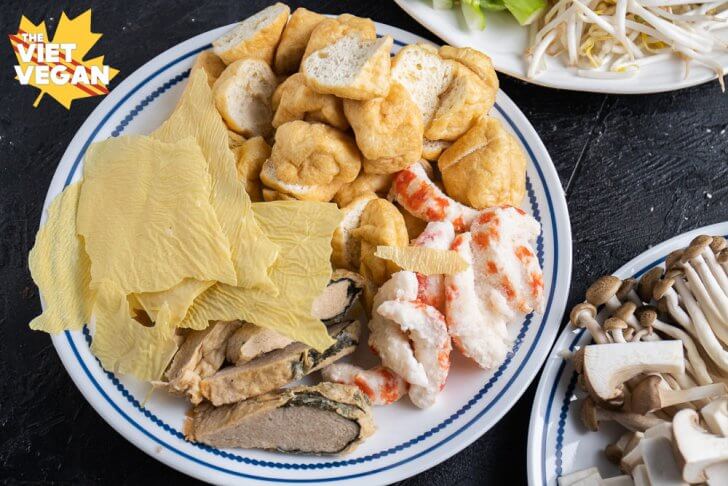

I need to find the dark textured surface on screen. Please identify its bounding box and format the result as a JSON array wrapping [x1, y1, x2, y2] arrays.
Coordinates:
[[1, 0, 727, 484]]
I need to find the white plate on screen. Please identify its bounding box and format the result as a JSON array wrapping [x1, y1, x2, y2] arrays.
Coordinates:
[[527, 221, 728, 486], [41, 21, 571, 486], [393, 0, 728, 94]]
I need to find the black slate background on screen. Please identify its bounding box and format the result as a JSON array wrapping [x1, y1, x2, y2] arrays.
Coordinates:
[[1, 0, 727, 484]]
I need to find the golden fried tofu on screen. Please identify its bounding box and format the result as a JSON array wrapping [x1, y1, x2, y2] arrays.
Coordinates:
[[191, 50, 227, 87], [274, 8, 326, 74], [439, 45, 499, 96], [271, 73, 348, 130], [439, 117, 526, 209], [302, 14, 376, 61], [344, 82, 423, 174], [333, 172, 394, 207], [331, 193, 377, 271], [425, 62, 492, 142], [232, 136, 270, 202], [351, 198, 408, 285], [260, 120, 361, 201]]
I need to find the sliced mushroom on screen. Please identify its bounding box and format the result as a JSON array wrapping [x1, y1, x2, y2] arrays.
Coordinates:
[[636, 306, 713, 386], [606, 431, 643, 464], [701, 397, 728, 436], [672, 408, 728, 483], [582, 341, 685, 406], [581, 396, 666, 432], [557, 467, 601, 486], [630, 374, 726, 414], [639, 435, 687, 486]]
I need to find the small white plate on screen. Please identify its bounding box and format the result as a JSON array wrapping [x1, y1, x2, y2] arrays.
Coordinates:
[[40, 21, 571, 485], [527, 221, 728, 486], [393, 0, 728, 94]]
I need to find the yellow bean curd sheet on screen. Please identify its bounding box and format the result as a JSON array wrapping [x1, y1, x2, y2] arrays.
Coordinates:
[[375, 245, 468, 276], [28, 69, 341, 381]]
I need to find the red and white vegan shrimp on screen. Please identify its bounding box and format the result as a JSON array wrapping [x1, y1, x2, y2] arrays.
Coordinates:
[[471, 206, 544, 316], [321, 363, 408, 406], [391, 163, 478, 232], [445, 232, 510, 369], [412, 221, 456, 312], [368, 271, 429, 387], [376, 300, 451, 409]]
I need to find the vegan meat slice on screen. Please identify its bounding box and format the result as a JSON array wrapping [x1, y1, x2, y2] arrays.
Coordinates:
[[311, 270, 365, 325], [186, 382, 375, 454], [165, 320, 243, 404], [200, 320, 360, 405]]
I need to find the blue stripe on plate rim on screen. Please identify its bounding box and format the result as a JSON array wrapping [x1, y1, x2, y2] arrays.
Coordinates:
[[542, 235, 728, 486], [56, 39, 562, 482]]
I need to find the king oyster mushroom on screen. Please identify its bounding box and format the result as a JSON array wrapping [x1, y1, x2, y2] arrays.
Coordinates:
[[581, 396, 666, 432], [701, 397, 728, 436], [629, 374, 726, 415], [581, 340, 685, 406], [672, 408, 728, 483]]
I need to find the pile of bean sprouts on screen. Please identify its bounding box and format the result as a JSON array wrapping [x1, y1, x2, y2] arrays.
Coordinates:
[[526, 0, 728, 87]]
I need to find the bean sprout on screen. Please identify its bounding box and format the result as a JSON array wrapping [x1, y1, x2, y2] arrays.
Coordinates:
[[527, 0, 728, 87]]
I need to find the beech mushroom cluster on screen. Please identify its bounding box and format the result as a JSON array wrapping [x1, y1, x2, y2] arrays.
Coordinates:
[[560, 235, 728, 485]]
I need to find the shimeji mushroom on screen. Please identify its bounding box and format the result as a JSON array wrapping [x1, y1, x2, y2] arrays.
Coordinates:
[[672, 408, 728, 483], [570, 302, 610, 344], [638, 267, 664, 303], [632, 464, 651, 486], [679, 237, 728, 333], [658, 274, 728, 374], [701, 397, 728, 436], [618, 278, 643, 306], [653, 277, 693, 332], [587, 276, 645, 331], [636, 306, 713, 386], [630, 374, 727, 415], [582, 340, 685, 406], [605, 317, 630, 343], [581, 397, 666, 432]]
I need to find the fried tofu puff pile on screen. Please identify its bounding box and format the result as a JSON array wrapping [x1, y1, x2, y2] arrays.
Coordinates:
[[29, 3, 543, 408]]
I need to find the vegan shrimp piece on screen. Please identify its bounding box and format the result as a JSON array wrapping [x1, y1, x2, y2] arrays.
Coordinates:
[[322, 363, 408, 405], [445, 232, 510, 369], [412, 221, 456, 312], [391, 163, 478, 232], [471, 206, 544, 316], [368, 271, 429, 387], [376, 300, 451, 409]]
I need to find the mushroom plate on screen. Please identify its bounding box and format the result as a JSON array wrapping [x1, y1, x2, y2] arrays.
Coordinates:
[[42, 21, 571, 485], [527, 221, 728, 486]]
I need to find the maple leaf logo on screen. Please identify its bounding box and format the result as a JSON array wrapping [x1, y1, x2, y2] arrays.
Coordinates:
[[8, 10, 119, 109]]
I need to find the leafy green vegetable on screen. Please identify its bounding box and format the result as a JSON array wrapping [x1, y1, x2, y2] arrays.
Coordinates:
[[461, 0, 487, 30], [503, 0, 546, 25]]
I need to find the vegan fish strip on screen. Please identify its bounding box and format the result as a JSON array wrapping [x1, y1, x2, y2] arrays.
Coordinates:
[[91, 281, 179, 381], [374, 245, 466, 276], [29, 182, 95, 333], [77, 135, 237, 294], [152, 69, 279, 291], [180, 201, 342, 351]]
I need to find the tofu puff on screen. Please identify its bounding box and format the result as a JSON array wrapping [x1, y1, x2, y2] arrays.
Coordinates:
[[333, 172, 393, 207], [391, 44, 497, 145], [301, 14, 376, 61], [343, 82, 423, 174], [273, 7, 326, 74], [271, 73, 348, 130], [351, 198, 409, 286], [232, 136, 270, 202], [212, 2, 290, 65], [260, 120, 361, 202], [191, 51, 227, 87], [439, 117, 526, 209]]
